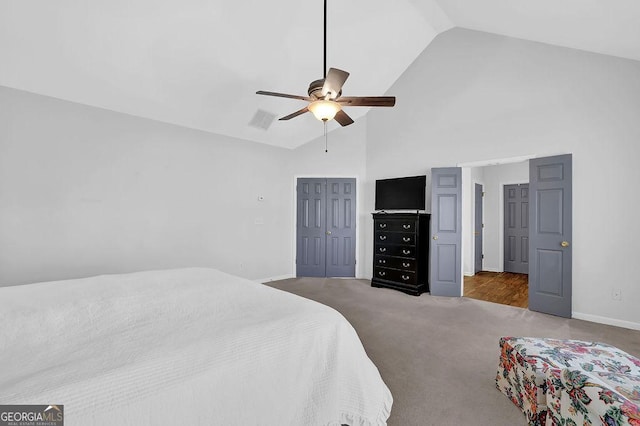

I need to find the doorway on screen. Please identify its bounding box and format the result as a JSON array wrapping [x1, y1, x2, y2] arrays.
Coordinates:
[[464, 162, 530, 308], [431, 155, 573, 318], [296, 178, 356, 277], [474, 183, 483, 274]]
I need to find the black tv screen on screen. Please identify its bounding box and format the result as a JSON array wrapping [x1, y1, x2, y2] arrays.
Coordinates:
[[375, 175, 426, 211]]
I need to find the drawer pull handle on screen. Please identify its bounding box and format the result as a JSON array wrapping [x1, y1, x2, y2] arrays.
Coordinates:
[[379, 271, 386, 277], [402, 275, 410, 281], [402, 237, 411, 243], [402, 224, 411, 230], [379, 235, 387, 241], [402, 249, 411, 255], [379, 259, 386, 264], [379, 223, 387, 229], [402, 262, 410, 268], [379, 248, 387, 253]]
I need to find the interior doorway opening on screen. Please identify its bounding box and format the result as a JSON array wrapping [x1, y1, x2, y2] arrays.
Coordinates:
[[431, 154, 572, 317], [460, 158, 531, 308]]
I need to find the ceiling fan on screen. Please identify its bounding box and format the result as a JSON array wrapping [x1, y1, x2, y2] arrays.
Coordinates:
[[256, 0, 396, 127]]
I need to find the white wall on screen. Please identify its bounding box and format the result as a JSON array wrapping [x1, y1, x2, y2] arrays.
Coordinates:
[[365, 28, 640, 328], [0, 86, 293, 285], [288, 119, 368, 278], [3, 27, 640, 330], [478, 161, 529, 272]]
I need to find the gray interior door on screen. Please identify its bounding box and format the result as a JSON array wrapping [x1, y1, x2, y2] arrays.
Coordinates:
[[296, 178, 326, 277], [528, 155, 572, 318], [504, 183, 530, 274], [429, 168, 462, 297], [474, 183, 483, 274], [296, 178, 356, 278], [325, 179, 356, 277]]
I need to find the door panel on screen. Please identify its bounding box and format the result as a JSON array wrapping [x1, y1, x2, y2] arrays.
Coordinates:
[[504, 183, 529, 274], [296, 178, 356, 278], [430, 168, 462, 297], [528, 155, 572, 318], [325, 178, 356, 277], [474, 183, 483, 274], [296, 179, 326, 277]]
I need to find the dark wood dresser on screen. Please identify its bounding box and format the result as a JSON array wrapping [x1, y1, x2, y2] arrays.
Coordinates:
[[371, 213, 430, 295]]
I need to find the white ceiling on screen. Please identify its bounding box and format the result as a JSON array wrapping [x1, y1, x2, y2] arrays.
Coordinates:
[[1, 0, 638, 149]]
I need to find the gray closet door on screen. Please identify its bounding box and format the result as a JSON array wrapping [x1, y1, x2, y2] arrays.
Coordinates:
[[296, 178, 356, 278], [528, 155, 572, 318], [325, 179, 356, 277], [474, 183, 483, 274], [429, 168, 462, 297], [296, 179, 327, 277], [504, 183, 530, 274]]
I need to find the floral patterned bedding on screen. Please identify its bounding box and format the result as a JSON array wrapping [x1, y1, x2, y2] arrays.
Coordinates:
[[496, 337, 640, 426]]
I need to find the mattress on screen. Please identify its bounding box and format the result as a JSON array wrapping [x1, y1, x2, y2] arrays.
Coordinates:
[[0, 268, 392, 425]]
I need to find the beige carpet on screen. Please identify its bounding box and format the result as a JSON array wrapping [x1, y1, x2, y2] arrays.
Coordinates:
[[265, 277, 640, 426]]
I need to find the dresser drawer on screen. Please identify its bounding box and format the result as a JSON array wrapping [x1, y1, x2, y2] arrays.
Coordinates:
[[375, 232, 415, 246], [374, 245, 415, 258], [373, 267, 417, 285], [374, 255, 416, 271], [375, 220, 417, 233]]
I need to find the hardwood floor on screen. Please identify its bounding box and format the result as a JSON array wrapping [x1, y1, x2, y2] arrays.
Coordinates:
[[464, 271, 528, 308]]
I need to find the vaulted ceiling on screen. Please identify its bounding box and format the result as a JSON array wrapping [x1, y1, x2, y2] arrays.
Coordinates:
[[1, 0, 639, 148]]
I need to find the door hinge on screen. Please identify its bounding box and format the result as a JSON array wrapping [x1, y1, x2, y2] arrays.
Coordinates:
[[482, 191, 485, 197], [482, 223, 485, 228], [482, 254, 484, 259]]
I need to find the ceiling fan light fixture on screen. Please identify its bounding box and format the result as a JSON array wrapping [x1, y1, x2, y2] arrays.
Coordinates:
[[308, 100, 341, 122]]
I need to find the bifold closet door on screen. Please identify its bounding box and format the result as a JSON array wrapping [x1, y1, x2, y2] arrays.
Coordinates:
[[296, 179, 327, 277], [325, 179, 356, 277], [296, 178, 356, 278]]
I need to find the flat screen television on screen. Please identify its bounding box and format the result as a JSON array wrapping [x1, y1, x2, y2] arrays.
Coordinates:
[[375, 175, 426, 211]]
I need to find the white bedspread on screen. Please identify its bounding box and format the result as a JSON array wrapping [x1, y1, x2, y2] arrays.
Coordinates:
[[0, 268, 392, 425]]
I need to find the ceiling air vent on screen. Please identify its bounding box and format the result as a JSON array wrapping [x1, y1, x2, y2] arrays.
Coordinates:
[[248, 109, 276, 130]]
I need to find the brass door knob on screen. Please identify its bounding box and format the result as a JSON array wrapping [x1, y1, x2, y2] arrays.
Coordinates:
[[326, 230, 332, 235], [433, 235, 439, 240], [561, 241, 570, 247]]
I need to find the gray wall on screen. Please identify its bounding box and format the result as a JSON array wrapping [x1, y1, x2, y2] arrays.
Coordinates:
[[366, 28, 640, 328], [0, 86, 293, 285]]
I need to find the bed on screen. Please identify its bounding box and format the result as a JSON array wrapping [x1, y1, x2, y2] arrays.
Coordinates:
[[0, 268, 392, 425]]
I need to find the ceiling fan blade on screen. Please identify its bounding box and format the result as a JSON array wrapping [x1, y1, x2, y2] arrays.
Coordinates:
[[337, 96, 396, 107], [321, 68, 350, 99], [334, 110, 354, 127], [279, 106, 310, 121], [256, 91, 311, 101]]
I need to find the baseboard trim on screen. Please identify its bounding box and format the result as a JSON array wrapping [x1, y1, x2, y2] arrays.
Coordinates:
[[483, 267, 501, 273], [572, 312, 640, 331], [255, 274, 294, 283]]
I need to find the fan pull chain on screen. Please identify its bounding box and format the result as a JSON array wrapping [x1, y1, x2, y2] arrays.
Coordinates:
[[324, 121, 328, 153]]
